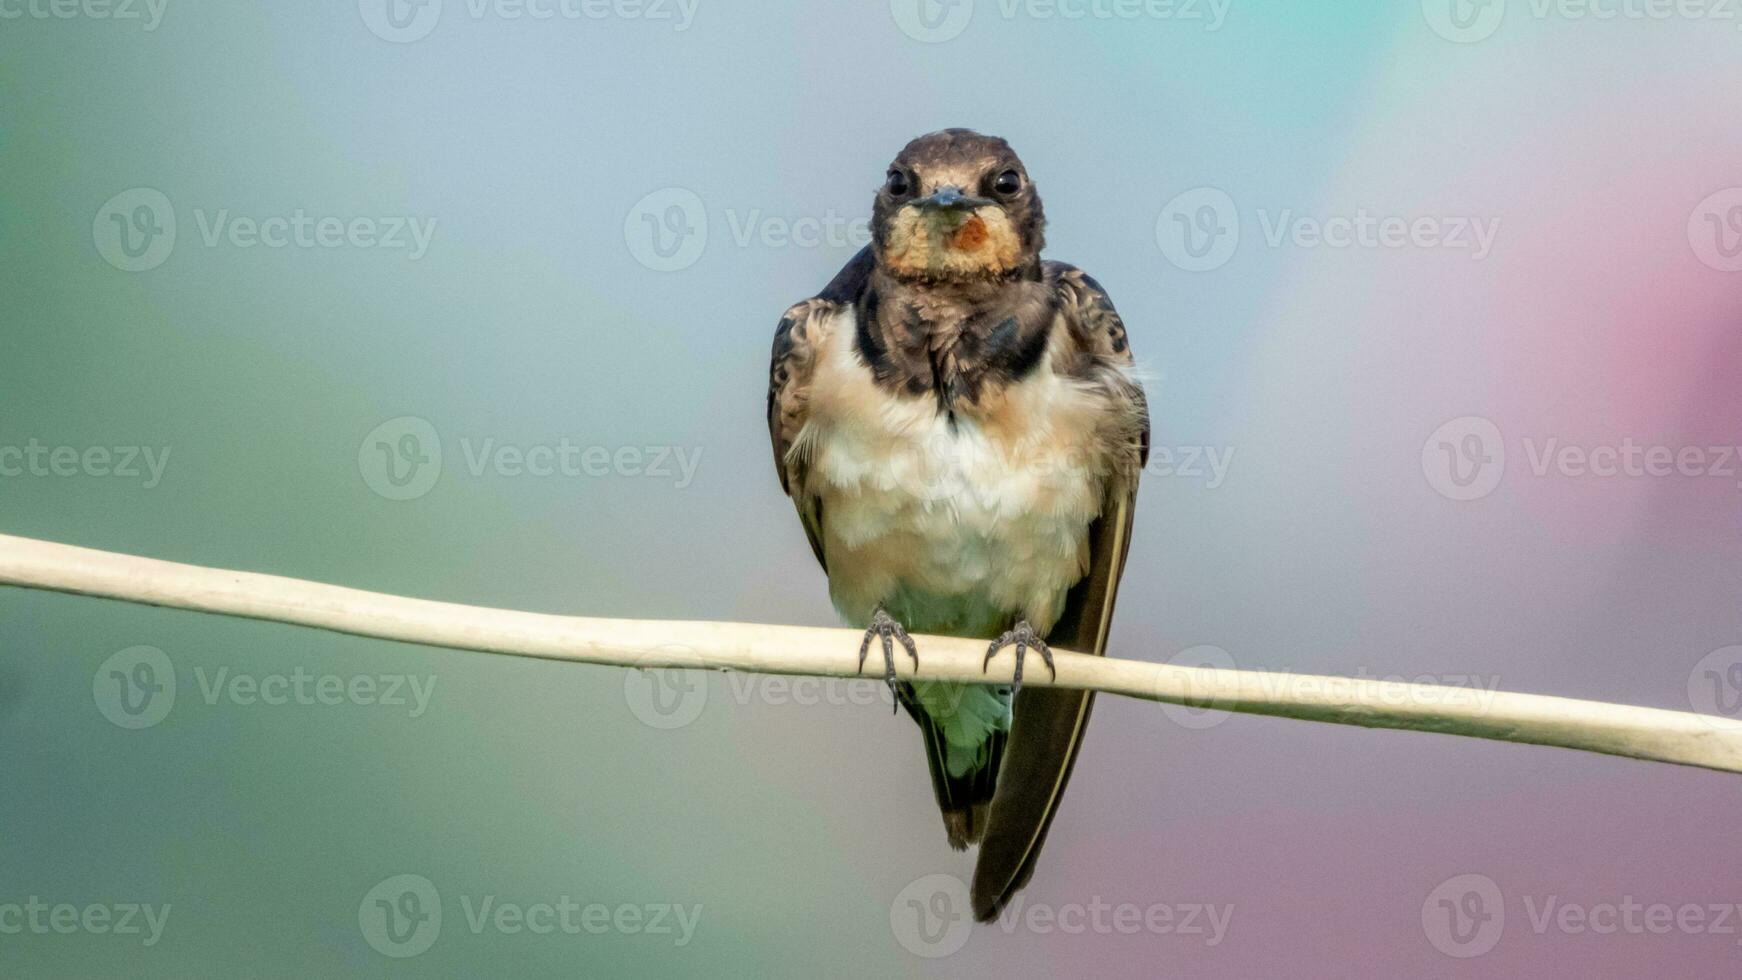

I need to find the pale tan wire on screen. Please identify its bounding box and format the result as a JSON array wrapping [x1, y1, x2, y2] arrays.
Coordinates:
[[4, 532, 1741, 775]]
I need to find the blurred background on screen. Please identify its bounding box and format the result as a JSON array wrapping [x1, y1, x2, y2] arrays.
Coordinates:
[[2, 0, 1740, 975]]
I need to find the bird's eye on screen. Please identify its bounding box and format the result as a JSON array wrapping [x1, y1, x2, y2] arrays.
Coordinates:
[[886, 170, 912, 196], [992, 169, 1023, 197]]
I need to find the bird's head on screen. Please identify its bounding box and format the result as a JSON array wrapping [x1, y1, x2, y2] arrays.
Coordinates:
[[872, 129, 1046, 283]]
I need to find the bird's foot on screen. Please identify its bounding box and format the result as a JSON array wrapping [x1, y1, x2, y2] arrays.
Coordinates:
[[858, 607, 919, 713], [983, 621, 1054, 697]]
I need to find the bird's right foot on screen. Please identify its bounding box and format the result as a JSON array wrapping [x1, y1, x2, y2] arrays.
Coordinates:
[[858, 607, 919, 712]]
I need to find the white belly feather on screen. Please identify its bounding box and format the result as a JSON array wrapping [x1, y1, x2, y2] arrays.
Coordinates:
[[796, 307, 1113, 641]]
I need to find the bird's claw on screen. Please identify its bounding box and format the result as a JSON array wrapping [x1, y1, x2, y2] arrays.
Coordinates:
[[983, 621, 1053, 697], [859, 608, 919, 713]]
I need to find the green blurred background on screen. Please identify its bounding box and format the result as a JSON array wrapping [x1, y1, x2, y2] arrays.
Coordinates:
[[4, 1, 1742, 976]]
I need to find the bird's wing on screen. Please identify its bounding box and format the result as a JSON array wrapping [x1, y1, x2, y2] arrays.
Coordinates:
[[971, 263, 1149, 922], [767, 247, 876, 570]]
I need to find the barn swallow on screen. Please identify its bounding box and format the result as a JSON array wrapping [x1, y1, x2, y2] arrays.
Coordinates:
[[767, 129, 1148, 922]]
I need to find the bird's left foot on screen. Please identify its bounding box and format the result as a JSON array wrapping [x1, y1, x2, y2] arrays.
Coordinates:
[[983, 621, 1054, 696]]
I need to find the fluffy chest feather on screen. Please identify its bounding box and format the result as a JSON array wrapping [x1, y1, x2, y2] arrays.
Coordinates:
[[797, 307, 1112, 638]]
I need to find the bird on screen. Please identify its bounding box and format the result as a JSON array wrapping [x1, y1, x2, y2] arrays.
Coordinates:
[[766, 128, 1148, 922]]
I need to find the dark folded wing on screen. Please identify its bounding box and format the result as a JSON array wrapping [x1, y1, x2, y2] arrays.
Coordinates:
[[971, 263, 1148, 922], [767, 248, 875, 571]]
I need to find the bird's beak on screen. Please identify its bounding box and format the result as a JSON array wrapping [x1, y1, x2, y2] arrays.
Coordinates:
[[917, 186, 994, 212]]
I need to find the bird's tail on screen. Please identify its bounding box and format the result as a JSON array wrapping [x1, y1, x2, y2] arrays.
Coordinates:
[[897, 683, 1006, 850], [969, 686, 1097, 919], [969, 492, 1136, 922]]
